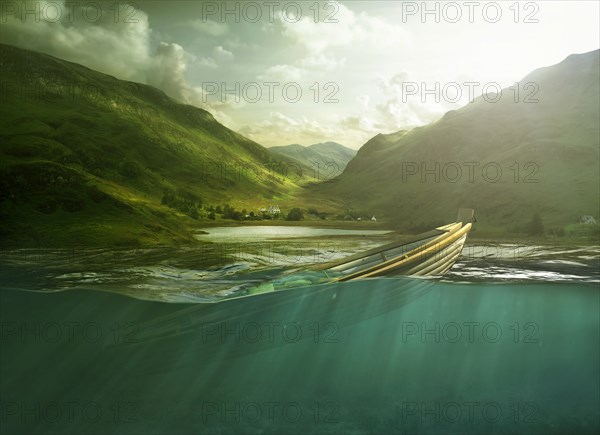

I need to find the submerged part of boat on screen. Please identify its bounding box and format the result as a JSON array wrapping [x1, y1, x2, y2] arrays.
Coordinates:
[[103, 210, 474, 373], [240, 208, 475, 295], [104, 277, 436, 374]]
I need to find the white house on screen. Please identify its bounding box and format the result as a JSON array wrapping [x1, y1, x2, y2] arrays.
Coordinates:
[[371, 216, 377, 221], [268, 205, 281, 215], [580, 215, 597, 224]]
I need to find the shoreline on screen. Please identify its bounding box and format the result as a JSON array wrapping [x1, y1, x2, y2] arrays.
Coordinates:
[[2, 223, 598, 250], [190, 220, 599, 247]]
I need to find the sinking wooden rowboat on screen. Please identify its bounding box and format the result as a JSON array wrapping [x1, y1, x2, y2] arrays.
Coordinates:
[[316, 208, 475, 280], [102, 209, 474, 373], [244, 208, 475, 294]]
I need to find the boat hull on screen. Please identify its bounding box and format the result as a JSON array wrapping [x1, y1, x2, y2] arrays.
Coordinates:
[[106, 277, 434, 374], [329, 219, 473, 281]]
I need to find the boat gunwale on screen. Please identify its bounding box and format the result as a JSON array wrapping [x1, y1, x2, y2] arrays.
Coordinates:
[[337, 222, 472, 281]]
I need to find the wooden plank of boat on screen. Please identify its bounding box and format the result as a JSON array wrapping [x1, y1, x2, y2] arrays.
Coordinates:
[[403, 208, 473, 277], [314, 209, 475, 278], [313, 226, 455, 272], [361, 223, 471, 278], [429, 250, 463, 275], [406, 235, 467, 276], [375, 232, 468, 277], [322, 223, 463, 276], [390, 235, 464, 277], [335, 222, 472, 281]]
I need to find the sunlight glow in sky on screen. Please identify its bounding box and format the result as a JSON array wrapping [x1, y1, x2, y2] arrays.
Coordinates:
[[2, 1, 599, 148]]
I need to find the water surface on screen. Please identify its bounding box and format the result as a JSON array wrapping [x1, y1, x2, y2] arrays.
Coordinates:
[[1, 229, 598, 434], [0, 237, 598, 302], [196, 225, 391, 242]]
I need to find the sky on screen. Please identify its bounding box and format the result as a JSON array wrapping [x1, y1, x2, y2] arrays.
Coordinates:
[[1, 1, 599, 148]]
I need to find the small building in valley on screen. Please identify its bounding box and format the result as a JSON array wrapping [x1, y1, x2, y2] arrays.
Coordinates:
[[580, 215, 597, 224]]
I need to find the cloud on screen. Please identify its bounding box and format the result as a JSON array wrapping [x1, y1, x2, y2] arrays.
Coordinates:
[[238, 111, 376, 149], [196, 57, 219, 69], [0, 1, 441, 149], [299, 54, 346, 71], [372, 72, 471, 128], [241, 68, 449, 149], [1, 1, 152, 83], [213, 45, 234, 61], [0, 1, 234, 123], [257, 65, 305, 82], [188, 19, 228, 36], [236, 71, 452, 149], [278, 4, 353, 53], [238, 112, 335, 146], [279, 2, 409, 54], [256, 1, 403, 87]]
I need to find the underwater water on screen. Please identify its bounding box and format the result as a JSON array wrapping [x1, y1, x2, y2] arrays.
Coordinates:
[[0, 241, 598, 434]]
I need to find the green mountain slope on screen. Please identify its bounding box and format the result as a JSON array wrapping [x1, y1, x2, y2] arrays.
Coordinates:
[[0, 44, 303, 247], [308, 50, 600, 237], [270, 142, 356, 179]]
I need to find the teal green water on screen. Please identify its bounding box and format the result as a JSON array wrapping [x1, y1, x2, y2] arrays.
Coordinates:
[[1, 243, 598, 433], [1, 278, 598, 434]]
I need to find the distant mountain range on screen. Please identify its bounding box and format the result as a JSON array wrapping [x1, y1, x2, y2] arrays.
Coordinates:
[[2, 42, 597, 245], [0, 43, 305, 246], [308, 50, 600, 236], [270, 142, 356, 179]]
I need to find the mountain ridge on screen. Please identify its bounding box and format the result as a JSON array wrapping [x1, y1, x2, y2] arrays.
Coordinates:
[[0, 43, 305, 246], [307, 49, 600, 236], [270, 141, 357, 177]]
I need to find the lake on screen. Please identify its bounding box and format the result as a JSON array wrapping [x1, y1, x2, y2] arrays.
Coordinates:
[[0, 227, 598, 434], [196, 225, 392, 242]]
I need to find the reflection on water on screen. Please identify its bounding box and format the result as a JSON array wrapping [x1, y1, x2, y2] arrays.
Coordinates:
[[445, 244, 600, 284], [0, 239, 598, 303], [196, 225, 392, 242]]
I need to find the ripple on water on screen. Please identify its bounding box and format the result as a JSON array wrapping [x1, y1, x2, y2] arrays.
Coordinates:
[[1, 243, 598, 302]]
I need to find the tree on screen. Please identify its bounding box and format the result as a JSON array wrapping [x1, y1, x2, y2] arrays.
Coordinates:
[[527, 212, 545, 236], [286, 208, 304, 221], [223, 204, 234, 219]]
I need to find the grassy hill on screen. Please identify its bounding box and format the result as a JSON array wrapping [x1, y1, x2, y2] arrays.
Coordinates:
[[307, 50, 600, 238], [0, 44, 306, 247], [2, 43, 598, 245], [270, 142, 356, 178]]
